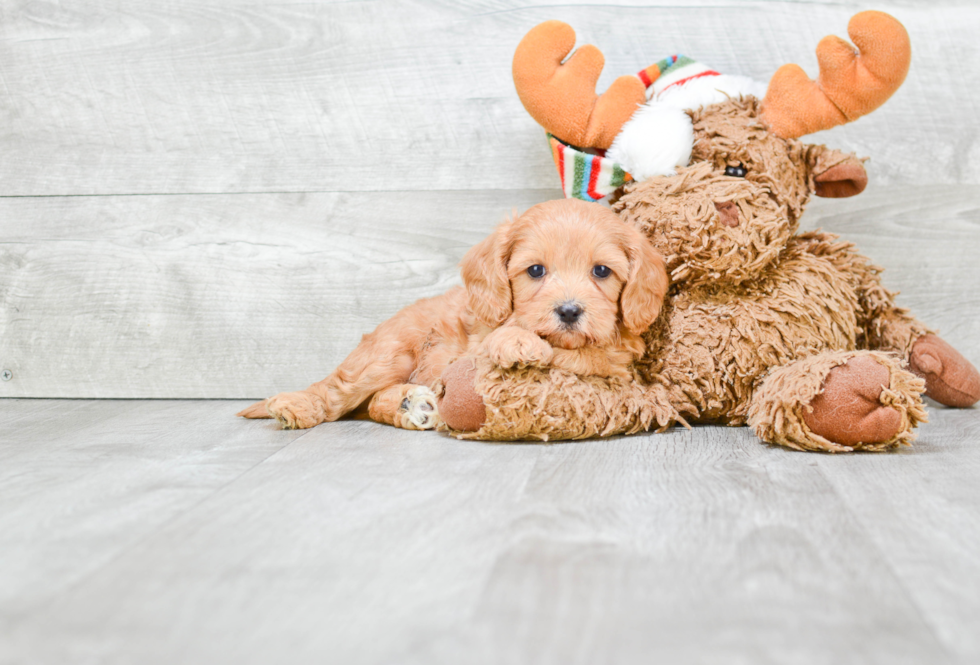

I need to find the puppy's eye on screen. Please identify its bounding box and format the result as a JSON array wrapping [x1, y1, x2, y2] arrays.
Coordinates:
[[592, 265, 611, 279], [526, 264, 546, 279], [725, 163, 748, 178]]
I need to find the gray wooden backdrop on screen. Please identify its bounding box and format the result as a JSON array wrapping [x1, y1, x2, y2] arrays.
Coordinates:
[[1, 0, 978, 398]]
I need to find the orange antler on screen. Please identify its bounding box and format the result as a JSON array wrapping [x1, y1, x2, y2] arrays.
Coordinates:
[[761, 11, 911, 139], [512, 21, 645, 149]]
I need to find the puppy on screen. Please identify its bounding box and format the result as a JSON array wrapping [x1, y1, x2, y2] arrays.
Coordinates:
[[237, 199, 668, 430]]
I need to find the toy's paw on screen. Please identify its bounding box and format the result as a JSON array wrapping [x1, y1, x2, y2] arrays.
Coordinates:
[[438, 359, 487, 432], [803, 356, 902, 447], [395, 386, 440, 430], [484, 327, 554, 369], [265, 391, 327, 430], [909, 334, 980, 408]]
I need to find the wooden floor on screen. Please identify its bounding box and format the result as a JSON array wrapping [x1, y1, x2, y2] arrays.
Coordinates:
[[2, 399, 979, 664]]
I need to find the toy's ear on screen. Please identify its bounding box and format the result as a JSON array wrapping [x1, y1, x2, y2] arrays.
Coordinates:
[[460, 223, 514, 327], [809, 147, 868, 198], [619, 227, 669, 335]]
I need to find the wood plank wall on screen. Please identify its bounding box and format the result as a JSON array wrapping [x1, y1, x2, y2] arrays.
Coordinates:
[[1, 0, 978, 398]]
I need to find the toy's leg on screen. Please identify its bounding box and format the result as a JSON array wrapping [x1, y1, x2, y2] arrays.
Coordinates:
[[436, 356, 680, 441], [908, 335, 980, 407], [865, 307, 980, 408], [438, 359, 487, 432], [367, 384, 440, 430], [748, 350, 927, 452], [821, 234, 980, 407]]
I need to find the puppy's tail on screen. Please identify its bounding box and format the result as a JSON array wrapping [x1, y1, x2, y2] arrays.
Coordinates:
[[236, 400, 271, 419]]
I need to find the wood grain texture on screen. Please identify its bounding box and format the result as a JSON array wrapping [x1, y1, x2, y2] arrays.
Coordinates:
[[1, 185, 977, 398], [0, 399, 306, 623], [0, 188, 559, 397], [0, 1, 977, 196], [2, 0, 979, 398], [2, 398, 978, 664], [3, 3, 979, 662], [815, 408, 980, 660]]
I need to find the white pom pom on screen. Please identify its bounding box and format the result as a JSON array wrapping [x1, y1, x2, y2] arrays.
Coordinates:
[[606, 103, 693, 181], [606, 75, 768, 181], [658, 74, 767, 111]]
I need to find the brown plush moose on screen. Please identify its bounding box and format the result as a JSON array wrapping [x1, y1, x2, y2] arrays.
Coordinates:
[[436, 11, 980, 451]]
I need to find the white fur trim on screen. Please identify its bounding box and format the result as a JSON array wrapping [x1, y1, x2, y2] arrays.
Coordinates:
[[657, 74, 767, 111], [608, 75, 767, 181], [651, 63, 718, 98], [606, 102, 693, 182]]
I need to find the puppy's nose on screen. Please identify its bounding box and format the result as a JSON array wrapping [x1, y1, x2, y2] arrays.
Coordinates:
[[555, 302, 583, 325]]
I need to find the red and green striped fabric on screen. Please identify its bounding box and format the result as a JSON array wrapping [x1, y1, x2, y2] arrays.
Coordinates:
[[547, 134, 632, 202], [637, 54, 718, 97]]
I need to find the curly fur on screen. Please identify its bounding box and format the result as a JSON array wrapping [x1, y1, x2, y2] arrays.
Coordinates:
[[443, 356, 684, 442], [238, 199, 668, 430], [749, 350, 927, 453], [448, 97, 941, 451]]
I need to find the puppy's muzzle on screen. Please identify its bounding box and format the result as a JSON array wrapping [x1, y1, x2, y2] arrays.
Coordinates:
[[555, 302, 584, 326]]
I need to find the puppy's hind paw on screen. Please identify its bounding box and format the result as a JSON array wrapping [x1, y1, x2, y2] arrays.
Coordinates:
[[396, 386, 441, 430], [237, 400, 272, 419]]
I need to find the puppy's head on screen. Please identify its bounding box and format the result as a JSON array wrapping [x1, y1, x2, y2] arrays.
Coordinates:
[[460, 199, 668, 349]]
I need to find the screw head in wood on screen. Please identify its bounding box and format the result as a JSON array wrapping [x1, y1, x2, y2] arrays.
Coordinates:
[[1, 370, 11, 381]]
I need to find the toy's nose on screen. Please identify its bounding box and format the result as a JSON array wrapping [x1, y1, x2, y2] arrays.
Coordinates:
[[555, 302, 583, 325], [715, 201, 739, 227]]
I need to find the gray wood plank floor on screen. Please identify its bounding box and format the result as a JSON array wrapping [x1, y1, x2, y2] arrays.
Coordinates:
[[2, 399, 978, 664], [3, 1, 979, 662]]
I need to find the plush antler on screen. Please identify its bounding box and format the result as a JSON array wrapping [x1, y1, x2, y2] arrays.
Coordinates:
[[761, 11, 911, 139], [512, 21, 645, 149]]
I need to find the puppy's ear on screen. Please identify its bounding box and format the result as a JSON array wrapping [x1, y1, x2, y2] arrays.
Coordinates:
[[620, 227, 669, 335], [460, 223, 513, 327]]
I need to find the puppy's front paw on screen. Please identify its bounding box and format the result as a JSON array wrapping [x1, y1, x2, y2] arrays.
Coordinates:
[[484, 327, 554, 369], [265, 391, 327, 430], [396, 386, 441, 430]]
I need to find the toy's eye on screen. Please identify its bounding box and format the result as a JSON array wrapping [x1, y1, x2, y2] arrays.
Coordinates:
[[725, 163, 748, 177], [527, 264, 546, 279], [592, 265, 611, 279]]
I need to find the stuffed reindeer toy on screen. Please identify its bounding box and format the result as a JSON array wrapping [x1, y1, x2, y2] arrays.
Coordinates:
[[437, 11, 980, 451]]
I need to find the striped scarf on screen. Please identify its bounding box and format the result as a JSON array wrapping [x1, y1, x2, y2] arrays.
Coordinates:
[[548, 134, 631, 202]]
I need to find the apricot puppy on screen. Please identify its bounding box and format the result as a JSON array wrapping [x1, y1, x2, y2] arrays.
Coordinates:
[[237, 199, 667, 430]]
